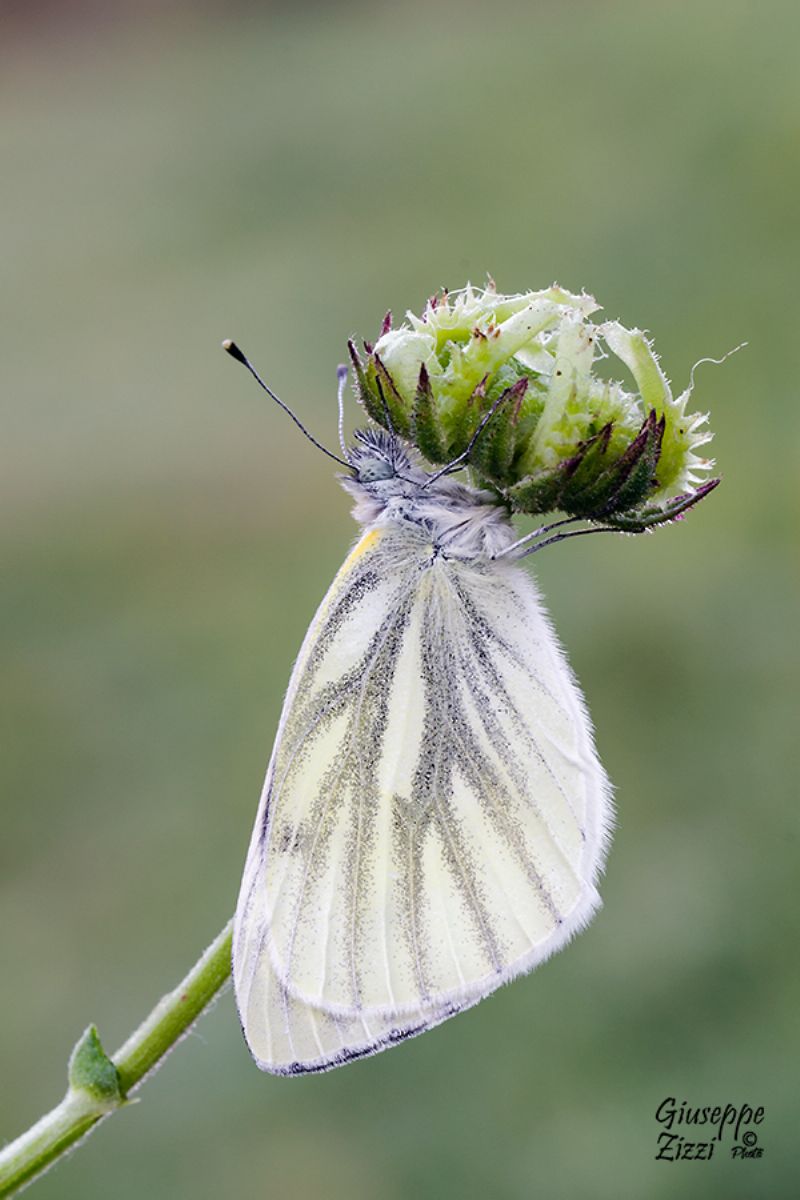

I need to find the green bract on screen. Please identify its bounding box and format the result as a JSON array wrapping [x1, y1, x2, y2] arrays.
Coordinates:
[[348, 283, 718, 530]]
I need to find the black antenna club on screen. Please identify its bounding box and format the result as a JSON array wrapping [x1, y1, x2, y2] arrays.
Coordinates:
[[222, 339, 352, 470]]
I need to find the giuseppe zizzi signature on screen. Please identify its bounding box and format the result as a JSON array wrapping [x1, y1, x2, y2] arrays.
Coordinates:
[[655, 1098, 765, 1161]]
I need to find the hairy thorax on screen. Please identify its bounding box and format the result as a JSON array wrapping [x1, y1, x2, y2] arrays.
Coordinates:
[[341, 471, 517, 561]]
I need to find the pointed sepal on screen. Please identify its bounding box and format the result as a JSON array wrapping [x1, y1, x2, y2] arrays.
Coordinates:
[[602, 478, 721, 531], [471, 378, 526, 481], [347, 339, 385, 428], [370, 353, 412, 438], [411, 364, 449, 463]]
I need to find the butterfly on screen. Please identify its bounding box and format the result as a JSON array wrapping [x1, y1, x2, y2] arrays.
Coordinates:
[[227, 342, 612, 1075]]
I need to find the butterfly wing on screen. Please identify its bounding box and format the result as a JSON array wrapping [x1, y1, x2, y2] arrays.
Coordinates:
[[235, 850, 465, 1074], [233, 523, 612, 1072]]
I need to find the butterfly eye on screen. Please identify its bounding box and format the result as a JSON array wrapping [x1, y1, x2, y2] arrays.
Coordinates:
[[357, 457, 395, 483]]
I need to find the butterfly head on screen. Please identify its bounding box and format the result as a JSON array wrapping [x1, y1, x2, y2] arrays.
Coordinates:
[[347, 427, 413, 485]]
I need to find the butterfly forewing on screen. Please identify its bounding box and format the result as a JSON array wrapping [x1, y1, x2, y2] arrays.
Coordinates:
[[234, 521, 611, 1070]]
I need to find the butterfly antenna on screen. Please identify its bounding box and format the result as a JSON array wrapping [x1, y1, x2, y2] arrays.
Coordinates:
[[336, 364, 348, 456], [222, 339, 352, 469]]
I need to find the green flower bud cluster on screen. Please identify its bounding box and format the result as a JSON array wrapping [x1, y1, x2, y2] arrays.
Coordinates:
[[348, 283, 718, 530]]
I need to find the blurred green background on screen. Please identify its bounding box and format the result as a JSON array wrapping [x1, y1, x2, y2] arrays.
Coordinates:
[[1, 1, 797, 1197]]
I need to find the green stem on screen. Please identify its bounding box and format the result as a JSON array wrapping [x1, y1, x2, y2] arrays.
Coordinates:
[[0, 919, 234, 1198]]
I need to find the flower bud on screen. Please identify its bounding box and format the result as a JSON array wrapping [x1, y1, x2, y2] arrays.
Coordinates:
[[68, 1024, 123, 1111], [349, 282, 718, 529]]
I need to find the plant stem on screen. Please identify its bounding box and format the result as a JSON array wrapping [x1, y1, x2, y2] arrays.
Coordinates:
[[0, 919, 233, 1198]]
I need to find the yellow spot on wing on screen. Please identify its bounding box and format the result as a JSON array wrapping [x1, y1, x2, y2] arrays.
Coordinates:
[[306, 528, 384, 637], [340, 528, 382, 575]]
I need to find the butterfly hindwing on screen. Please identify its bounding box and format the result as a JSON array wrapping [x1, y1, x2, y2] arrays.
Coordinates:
[[235, 850, 468, 1074]]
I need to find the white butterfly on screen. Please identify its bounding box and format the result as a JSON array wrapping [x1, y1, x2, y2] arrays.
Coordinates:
[[229, 348, 612, 1074]]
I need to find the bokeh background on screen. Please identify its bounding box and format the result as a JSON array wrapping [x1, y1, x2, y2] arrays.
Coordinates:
[[2, 1, 797, 1197]]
